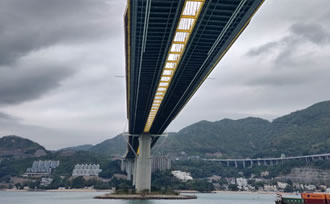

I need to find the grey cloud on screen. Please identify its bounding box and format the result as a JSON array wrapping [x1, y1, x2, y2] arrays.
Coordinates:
[[242, 22, 330, 88], [0, 112, 19, 122], [0, 0, 122, 65], [247, 74, 304, 87], [0, 117, 110, 150], [290, 23, 329, 45], [246, 23, 329, 59], [0, 65, 75, 105], [246, 41, 278, 56], [245, 67, 329, 88]]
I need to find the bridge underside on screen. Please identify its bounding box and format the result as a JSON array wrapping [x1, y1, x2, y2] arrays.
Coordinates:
[[125, 0, 263, 159], [124, 0, 264, 192]]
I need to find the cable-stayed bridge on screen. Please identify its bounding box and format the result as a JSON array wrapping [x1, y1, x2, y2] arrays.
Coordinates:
[[123, 0, 264, 192]]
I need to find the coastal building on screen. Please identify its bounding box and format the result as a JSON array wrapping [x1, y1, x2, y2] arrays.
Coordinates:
[[304, 184, 316, 191], [226, 177, 236, 185], [171, 170, 193, 181], [264, 184, 277, 191], [24, 160, 60, 177], [277, 182, 288, 189], [40, 178, 53, 186], [151, 156, 171, 172], [260, 171, 270, 177], [236, 177, 248, 190], [72, 164, 102, 177]]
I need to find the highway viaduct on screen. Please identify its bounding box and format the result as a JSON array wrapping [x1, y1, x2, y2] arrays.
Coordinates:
[[204, 153, 330, 168]]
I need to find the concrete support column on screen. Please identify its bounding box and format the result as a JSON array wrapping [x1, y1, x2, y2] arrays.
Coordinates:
[[126, 159, 134, 181], [121, 159, 135, 181], [227, 161, 229, 167], [234, 161, 238, 168], [243, 161, 246, 168], [133, 158, 137, 186], [135, 134, 152, 193]]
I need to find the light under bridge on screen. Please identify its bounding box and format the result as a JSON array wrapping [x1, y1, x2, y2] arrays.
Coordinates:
[[123, 0, 264, 192]]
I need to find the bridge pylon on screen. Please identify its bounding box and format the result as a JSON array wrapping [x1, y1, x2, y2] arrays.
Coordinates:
[[135, 134, 152, 193]]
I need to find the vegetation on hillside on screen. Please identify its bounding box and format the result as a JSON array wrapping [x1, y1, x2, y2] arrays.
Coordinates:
[[156, 101, 330, 158]]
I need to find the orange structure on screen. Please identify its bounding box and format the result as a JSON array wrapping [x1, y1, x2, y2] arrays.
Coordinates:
[[326, 194, 330, 203], [301, 193, 327, 204]]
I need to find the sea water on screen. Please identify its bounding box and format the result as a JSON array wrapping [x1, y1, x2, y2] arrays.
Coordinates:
[[0, 191, 276, 204]]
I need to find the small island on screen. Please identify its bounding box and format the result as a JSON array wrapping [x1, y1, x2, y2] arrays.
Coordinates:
[[94, 192, 197, 200]]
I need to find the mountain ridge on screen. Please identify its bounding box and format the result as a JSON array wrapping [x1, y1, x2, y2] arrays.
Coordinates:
[[1, 100, 330, 159], [0, 135, 48, 159]]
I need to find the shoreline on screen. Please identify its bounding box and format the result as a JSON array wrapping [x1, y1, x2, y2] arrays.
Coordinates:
[[0, 188, 298, 195], [1, 189, 110, 192]]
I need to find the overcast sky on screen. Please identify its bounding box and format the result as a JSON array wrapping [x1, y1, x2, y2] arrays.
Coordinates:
[[0, 0, 329, 150]]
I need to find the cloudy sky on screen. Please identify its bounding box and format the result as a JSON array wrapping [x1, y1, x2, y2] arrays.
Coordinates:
[[0, 0, 329, 150]]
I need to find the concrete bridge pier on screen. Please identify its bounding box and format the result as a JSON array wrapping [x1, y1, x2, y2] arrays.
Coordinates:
[[121, 159, 135, 181], [135, 134, 152, 193], [132, 158, 137, 186]]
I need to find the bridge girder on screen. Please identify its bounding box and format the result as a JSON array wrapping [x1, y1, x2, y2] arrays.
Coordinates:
[[125, 0, 264, 158]]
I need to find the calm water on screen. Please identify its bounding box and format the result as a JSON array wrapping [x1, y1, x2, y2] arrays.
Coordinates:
[[0, 191, 276, 204]]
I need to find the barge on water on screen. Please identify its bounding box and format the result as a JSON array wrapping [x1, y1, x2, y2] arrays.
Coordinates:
[[276, 193, 330, 204]]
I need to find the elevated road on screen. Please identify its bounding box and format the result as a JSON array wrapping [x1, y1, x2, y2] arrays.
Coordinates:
[[204, 153, 330, 168]]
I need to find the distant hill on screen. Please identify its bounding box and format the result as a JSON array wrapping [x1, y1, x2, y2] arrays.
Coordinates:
[[0, 135, 48, 159], [157, 101, 330, 158], [59, 144, 93, 152], [264, 101, 330, 157], [63, 101, 330, 159], [1, 101, 330, 160], [157, 117, 272, 158], [89, 134, 126, 156]]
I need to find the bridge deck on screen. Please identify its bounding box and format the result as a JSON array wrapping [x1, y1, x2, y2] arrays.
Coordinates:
[[125, 0, 264, 158]]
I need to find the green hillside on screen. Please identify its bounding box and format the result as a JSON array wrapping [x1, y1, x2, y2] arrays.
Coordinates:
[[2, 101, 330, 160], [157, 118, 271, 158], [0, 135, 48, 159], [89, 134, 126, 156], [264, 101, 330, 157], [59, 144, 93, 152], [156, 101, 330, 158]]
